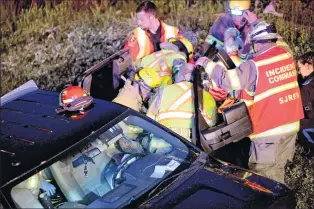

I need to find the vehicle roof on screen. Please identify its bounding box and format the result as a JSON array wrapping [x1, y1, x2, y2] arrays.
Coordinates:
[[0, 89, 128, 187]]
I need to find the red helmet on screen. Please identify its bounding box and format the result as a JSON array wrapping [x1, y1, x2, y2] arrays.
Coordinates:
[[56, 85, 93, 114], [60, 86, 87, 106]]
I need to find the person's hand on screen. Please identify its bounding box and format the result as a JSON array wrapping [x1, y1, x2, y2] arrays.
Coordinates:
[[242, 10, 258, 24], [195, 57, 210, 68], [208, 87, 228, 101], [40, 180, 56, 196]]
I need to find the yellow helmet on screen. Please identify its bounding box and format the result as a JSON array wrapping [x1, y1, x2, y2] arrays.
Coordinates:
[[168, 37, 194, 59], [228, 0, 251, 15], [135, 68, 162, 88]]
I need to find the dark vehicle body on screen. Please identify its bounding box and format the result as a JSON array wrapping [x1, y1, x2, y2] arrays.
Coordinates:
[[0, 53, 296, 209]]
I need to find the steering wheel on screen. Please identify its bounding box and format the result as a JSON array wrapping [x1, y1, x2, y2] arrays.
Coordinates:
[[112, 153, 144, 188]]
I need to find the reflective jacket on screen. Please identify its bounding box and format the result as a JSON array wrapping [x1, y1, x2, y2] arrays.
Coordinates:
[[147, 82, 217, 140], [125, 21, 179, 61], [204, 54, 243, 99], [136, 50, 187, 84], [205, 43, 304, 139]]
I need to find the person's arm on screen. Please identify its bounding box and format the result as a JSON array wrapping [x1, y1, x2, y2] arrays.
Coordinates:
[[204, 15, 230, 49], [146, 87, 164, 120], [124, 32, 140, 61], [172, 58, 188, 78], [196, 58, 257, 92], [300, 78, 314, 119]]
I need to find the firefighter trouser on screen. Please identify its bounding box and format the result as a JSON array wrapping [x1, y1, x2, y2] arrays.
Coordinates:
[[248, 132, 297, 184]]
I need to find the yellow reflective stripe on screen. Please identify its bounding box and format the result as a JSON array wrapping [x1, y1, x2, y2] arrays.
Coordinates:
[[245, 89, 255, 96], [201, 112, 215, 127], [157, 111, 193, 121], [169, 90, 192, 111], [206, 34, 224, 47], [136, 29, 148, 60], [160, 60, 168, 71], [205, 61, 222, 77], [150, 139, 172, 148], [242, 99, 254, 107], [250, 121, 300, 139], [226, 69, 241, 90], [148, 52, 176, 68], [163, 24, 176, 40], [242, 172, 249, 179], [176, 82, 190, 91], [255, 53, 291, 67], [27, 175, 39, 189], [230, 55, 243, 67], [128, 125, 143, 133], [254, 81, 298, 103]]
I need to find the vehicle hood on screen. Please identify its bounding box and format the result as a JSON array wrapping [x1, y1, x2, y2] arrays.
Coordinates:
[[141, 162, 294, 209]]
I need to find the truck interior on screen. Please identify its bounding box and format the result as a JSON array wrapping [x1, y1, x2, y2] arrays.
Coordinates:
[[11, 114, 193, 209]]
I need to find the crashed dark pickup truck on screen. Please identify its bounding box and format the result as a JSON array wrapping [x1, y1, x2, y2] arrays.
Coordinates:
[[0, 50, 296, 209]]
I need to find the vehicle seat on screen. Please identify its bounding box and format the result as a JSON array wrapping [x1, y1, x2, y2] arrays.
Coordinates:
[[11, 186, 43, 208], [49, 149, 112, 204]]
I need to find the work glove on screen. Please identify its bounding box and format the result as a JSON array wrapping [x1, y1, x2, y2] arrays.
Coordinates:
[[174, 63, 195, 83], [208, 87, 228, 102], [195, 57, 210, 69], [40, 180, 56, 196]]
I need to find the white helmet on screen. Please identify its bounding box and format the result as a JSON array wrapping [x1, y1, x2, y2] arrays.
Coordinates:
[[247, 21, 279, 44]]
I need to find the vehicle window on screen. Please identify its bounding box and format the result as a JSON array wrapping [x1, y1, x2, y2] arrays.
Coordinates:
[[11, 114, 191, 208]]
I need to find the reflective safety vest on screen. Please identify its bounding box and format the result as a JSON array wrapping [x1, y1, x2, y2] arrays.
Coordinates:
[[136, 50, 187, 84], [26, 173, 40, 190], [241, 46, 304, 138], [205, 34, 224, 49], [205, 55, 243, 92], [133, 22, 179, 60], [147, 82, 217, 139], [127, 125, 143, 134]]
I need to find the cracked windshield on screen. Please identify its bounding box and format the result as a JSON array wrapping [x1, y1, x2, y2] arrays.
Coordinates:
[[11, 115, 190, 208]]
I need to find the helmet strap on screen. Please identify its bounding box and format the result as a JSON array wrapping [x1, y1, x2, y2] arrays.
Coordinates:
[[135, 72, 153, 102], [172, 39, 190, 62]]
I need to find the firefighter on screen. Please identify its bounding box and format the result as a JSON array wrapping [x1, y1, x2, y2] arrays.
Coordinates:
[[297, 51, 314, 158], [204, 0, 258, 59], [204, 27, 244, 104], [196, 21, 304, 184], [113, 32, 197, 112], [124, 1, 180, 61], [134, 31, 197, 85], [204, 0, 289, 60], [146, 64, 217, 141]]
